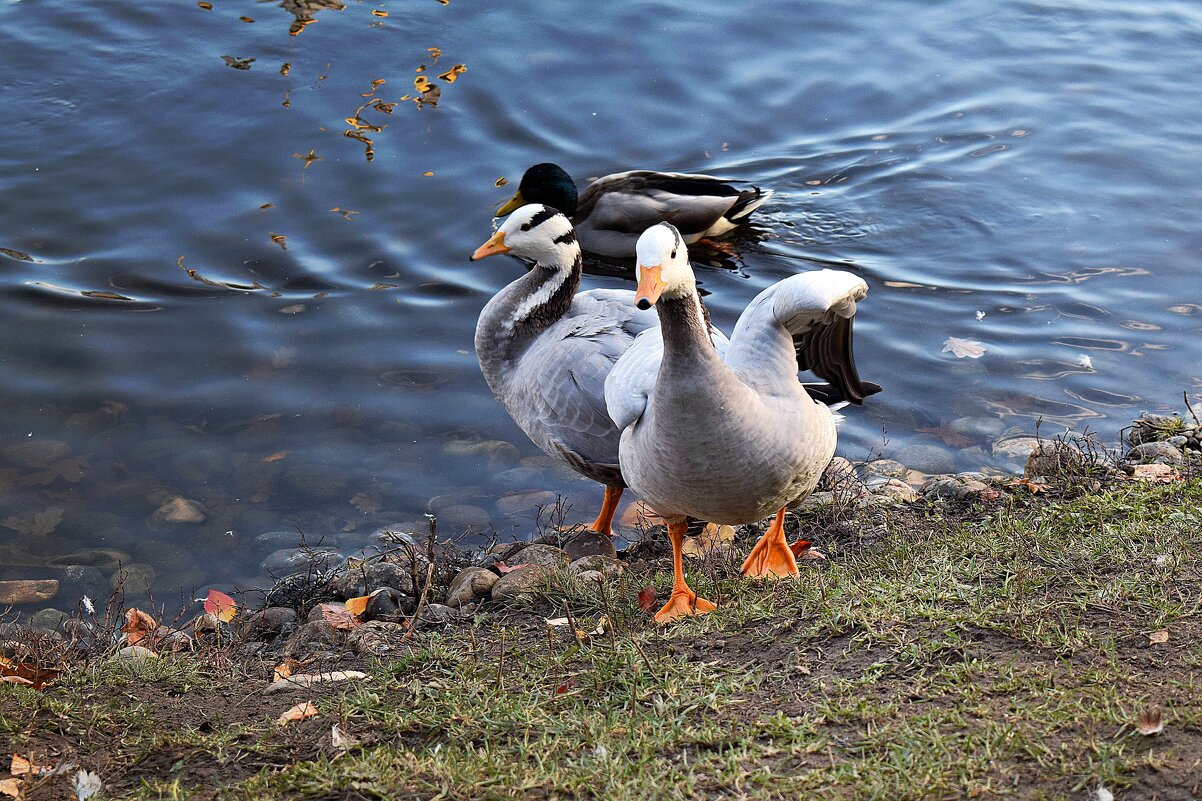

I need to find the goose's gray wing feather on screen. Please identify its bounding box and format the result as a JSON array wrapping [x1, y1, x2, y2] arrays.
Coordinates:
[[724, 270, 878, 403], [508, 290, 658, 481]]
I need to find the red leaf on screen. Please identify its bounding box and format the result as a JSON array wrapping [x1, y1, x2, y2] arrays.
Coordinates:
[[203, 589, 238, 622], [121, 608, 159, 647], [637, 585, 657, 614]]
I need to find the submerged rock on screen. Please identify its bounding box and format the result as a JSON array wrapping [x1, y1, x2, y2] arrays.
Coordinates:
[[896, 444, 956, 475], [150, 496, 207, 525], [261, 547, 342, 576], [0, 579, 59, 605]]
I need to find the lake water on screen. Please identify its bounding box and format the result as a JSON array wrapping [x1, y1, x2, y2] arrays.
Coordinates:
[[1, 0, 1200, 610]]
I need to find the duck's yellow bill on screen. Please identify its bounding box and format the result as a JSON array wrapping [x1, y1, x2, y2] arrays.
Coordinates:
[[471, 230, 510, 260], [634, 264, 666, 310], [495, 190, 525, 217]]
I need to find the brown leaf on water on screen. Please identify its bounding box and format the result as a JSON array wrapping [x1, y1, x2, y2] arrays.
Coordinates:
[[292, 149, 321, 168], [0, 507, 64, 537], [262, 451, 289, 463], [350, 492, 382, 514], [942, 337, 986, 359], [371, 9, 388, 17], [330, 207, 359, 220], [197, 1, 212, 8], [121, 608, 159, 647], [1135, 707, 1165, 736], [20, 457, 88, 486], [269, 233, 288, 251], [412, 76, 441, 108], [438, 64, 467, 83], [422, 171, 434, 177], [279, 63, 291, 77], [495, 177, 509, 187], [319, 603, 361, 631], [427, 47, 442, 61], [221, 55, 255, 70], [1148, 629, 1169, 645], [240, 15, 254, 22], [915, 426, 972, 448], [0, 248, 34, 262], [277, 701, 319, 725], [637, 586, 658, 614]]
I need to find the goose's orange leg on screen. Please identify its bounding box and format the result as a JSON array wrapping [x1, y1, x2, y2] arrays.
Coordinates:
[[741, 508, 800, 579], [655, 520, 716, 624], [588, 485, 623, 537]]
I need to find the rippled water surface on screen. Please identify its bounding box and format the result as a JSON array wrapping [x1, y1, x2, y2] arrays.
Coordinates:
[[2, 0, 1200, 608]]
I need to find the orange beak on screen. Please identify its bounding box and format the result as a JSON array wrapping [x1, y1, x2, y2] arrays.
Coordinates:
[[470, 230, 510, 261], [634, 264, 666, 310]]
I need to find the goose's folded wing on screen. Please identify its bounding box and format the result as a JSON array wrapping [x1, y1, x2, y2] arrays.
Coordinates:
[[726, 270, 880, 405]]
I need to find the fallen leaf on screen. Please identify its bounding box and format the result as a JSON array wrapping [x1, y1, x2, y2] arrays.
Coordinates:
[[276, 701, 318, 725], [637, 585, 658, 614], [273, 658, 301, 682], [319, 603, 361, 631], [1148, 629, 1169, 645], [590, 615, 609, 637], [197, 1, 212, 8], [544, 617, 571, 627], [269, 233, 288, 250], [0, 248, 33, 262], [344, 589, 386, 617], [942, 337, 986, 359], [330, 723, 357, 751], [1130, 463, 1181, 483], [682, 523, 735, 559], [239, 15, 254, 22], [422, 171, 434, 177], [915, 426, 972, 448], [74, 769, 102, 801], [1135, 707, 1164, 736], [265, 671, 370, 694], [262, 451, 289, 463], [120, 608, 159, 647], [203, 589, 238, 622], [0, 778, 20, 798], [0, 676, 34, 687], [788, 539, 813, 558], [1008, 478, 1048, 494], [292, 149, 320, 168], [10, 754, 52, 776], [437, 64, 466, 83], [221, 55, 255, 70], [20, 458, 88, 486], [0, 507, 64, 536], [554, 682, 571, 695], [798, 546, 827, 561]]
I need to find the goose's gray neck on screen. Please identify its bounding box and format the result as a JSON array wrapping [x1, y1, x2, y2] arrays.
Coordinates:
[[475, 255, 581, 390], [657, 291, 720, 378]]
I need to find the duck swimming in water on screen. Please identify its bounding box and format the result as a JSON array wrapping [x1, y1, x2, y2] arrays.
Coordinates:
[[496, 163, 772, 258]]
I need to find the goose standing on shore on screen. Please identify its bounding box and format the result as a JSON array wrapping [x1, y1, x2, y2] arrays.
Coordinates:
[[496, 163, 772, 258], [468, 204, 661, 536], [605, 223, 879, 623]]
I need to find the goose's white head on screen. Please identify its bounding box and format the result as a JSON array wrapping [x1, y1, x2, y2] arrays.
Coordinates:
[[634, 222, 694, 310], [470, 204, 579, 268]]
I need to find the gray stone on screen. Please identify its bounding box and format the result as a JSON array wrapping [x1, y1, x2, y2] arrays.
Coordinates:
[[367, 525, 421, 549], [1024, 442, 1086, 478], [506, 544, 570, 569], [949, 416, 1006, 438], [896, 444, 957, 475], [283, 620, 340, 658], [332, 560, 417, 598], [863, 459, 909, 480], [419, 603, 461, 627], [261, 547, 343, 576], [1, 438, 70, 466], [116, 645, 158, 661], [576, 570, 605, 584], [563, 531, 617, 561], [445, 567, 498, 608], [490, 565, 552, 602], [869, 478, 919, 503], [437, 504, 493, 531], [922, 476, 1000, 503], [1125, 441, 1184, 465], [110, 563, 155, 596], [30, 608, 70, 632], [569, 555, 625, 578], [992, 436, 1044, 460], [347, 621, 406, 656], [234, 606, 297, 641], [55, 565, 109, 601], [253, 530, 305, 554]]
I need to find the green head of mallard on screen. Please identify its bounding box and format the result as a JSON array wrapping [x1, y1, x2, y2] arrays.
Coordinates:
[[495, 162, 579, 218]]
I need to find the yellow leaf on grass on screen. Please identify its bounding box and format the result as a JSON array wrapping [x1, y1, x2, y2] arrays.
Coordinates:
[[1149, 629, 1169, 645], [203, 589, 238, 622], [277, 701, 318, 725]]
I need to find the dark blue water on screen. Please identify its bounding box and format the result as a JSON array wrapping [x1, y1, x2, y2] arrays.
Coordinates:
[[2, 0, 1200, 607]]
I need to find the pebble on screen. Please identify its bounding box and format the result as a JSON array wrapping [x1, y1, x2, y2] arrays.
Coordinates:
[[490, 564, 552, 602], [445, 567, 498, 608], [30, 608, 69, 631], [569, 555, 625, 578], [234, 606, 297, 641], [505, 544, 570, 569], [418, 603, 461, 627], [252, 530, 305, 554], [1024, 443, 1085, 478], [563, 531, 617, 561], [283, 620, 340, 658], [332, 561, 417, 598], [260, 547, 343, 576], [1125, 441, 1184, 465], [896, 444, 957, 475], [0, 579, 59, 605], [863, 459, 909, 480], [347, 621, 406, 657], [867, 478, 919, 503], [150, 496, 208, 525], [949, 416, 1006, 438], [922, 476, 1000, 503], [116, 645, 159, 661], [55, 564, 109, 601], [992, 437, 1044, 460]]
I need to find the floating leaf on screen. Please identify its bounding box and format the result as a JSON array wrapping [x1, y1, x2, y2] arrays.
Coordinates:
[[196, 1, 212, 8], [0, 507, 64, 536], [1148, 629, 1169, 645], [269, 233, 287, 250], [292, 149, 321, 168], [279, 63, 291, 77], [0, 248, 34, 261], [277, 701, 319, 725], [1135, 707, 1164, 736], [319, 603, 361, 631], [427, 47, 442, 61], [422, 171, 434, 177], [221, 55, 255, 70], [637, 585, 657, 614], [20, 457, 88, 486], [203, 589, 238, 622], [240, 16, 254, 23], [262, 451, 289, 463], [438, 64, 466, 83], [350, 492, 382, 513], [74, 770, 103, 801], [371, 9, 388, 17], [330, 207, 359, 220], [495, 177, 509, 187], [120, 608, 159, 647], [915, 426, 971, 448], [942, 337, 986, 359]]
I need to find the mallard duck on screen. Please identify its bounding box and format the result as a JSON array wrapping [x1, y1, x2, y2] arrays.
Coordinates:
[[468, 204, 662, 536], [496, 163, 772, 258], [605, 223, 879, 623]]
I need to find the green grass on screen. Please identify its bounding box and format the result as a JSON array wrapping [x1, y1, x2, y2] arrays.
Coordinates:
[[4, 480, 1201, 800]]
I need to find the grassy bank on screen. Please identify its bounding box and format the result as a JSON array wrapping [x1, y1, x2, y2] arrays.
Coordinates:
[[4, 479, 1201, 800]]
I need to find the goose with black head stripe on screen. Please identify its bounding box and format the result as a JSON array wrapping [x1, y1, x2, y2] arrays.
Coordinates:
[[470, 205, 698, 537], [496, 163, 772, 258], [605, 223, 881, 623]]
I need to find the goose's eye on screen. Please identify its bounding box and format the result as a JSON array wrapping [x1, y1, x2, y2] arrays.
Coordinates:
[[670, 248, 677, 259], [520, 223, 532, 232]]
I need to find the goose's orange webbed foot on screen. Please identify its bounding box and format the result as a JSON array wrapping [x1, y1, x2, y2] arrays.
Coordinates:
[[653, 588, 716, 625], [741, 508, 800, 579]]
